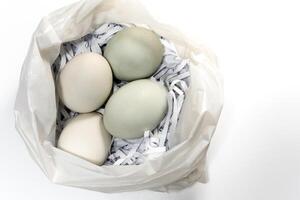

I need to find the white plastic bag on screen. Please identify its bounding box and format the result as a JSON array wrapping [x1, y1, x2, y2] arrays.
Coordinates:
[[14, 0, 223, 192]]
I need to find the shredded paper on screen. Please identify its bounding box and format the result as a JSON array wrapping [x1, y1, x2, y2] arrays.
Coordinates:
[[52, 23, 190, 165]]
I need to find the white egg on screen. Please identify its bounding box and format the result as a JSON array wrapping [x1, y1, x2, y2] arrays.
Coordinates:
[[103, 79, 168, 139], [104, 27, 164, 81], [57, 113, 111, 165], [57, 53, 112, 113]]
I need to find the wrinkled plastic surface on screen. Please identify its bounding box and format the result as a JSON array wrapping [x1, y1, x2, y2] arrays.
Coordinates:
[[14, 0, 223, 193]]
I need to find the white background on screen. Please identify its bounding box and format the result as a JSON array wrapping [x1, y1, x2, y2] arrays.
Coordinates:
[[1, 0, 300, 199]]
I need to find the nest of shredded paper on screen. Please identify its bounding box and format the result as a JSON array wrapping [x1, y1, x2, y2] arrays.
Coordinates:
[[52, 23, 190, 165]]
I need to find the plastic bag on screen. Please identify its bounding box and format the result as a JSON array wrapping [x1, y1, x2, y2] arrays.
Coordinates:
[[14, 0, 223, 192]]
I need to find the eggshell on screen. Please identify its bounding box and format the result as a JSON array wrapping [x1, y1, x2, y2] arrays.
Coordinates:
[[57, 113, 111, 165], [104, 27, 164, 81], [103, 79, 168, 139], [57, 53, 113, 113]]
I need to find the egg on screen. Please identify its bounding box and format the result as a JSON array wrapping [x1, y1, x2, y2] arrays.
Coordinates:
[[104, 27, 164, 81], [57, 52, 112, 113], [57, 113, 111, 165], [103, 79, 168, 139]]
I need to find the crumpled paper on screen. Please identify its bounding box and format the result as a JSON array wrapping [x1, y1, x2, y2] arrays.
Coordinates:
[[14, 0, 223, 193]]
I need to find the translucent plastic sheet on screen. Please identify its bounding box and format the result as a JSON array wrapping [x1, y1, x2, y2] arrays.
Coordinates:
[[14, 0, 223, 192]]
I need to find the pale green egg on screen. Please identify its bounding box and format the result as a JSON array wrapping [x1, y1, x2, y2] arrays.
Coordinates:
[[104, 27, 164, 81], [103, 79, 168, 139]]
